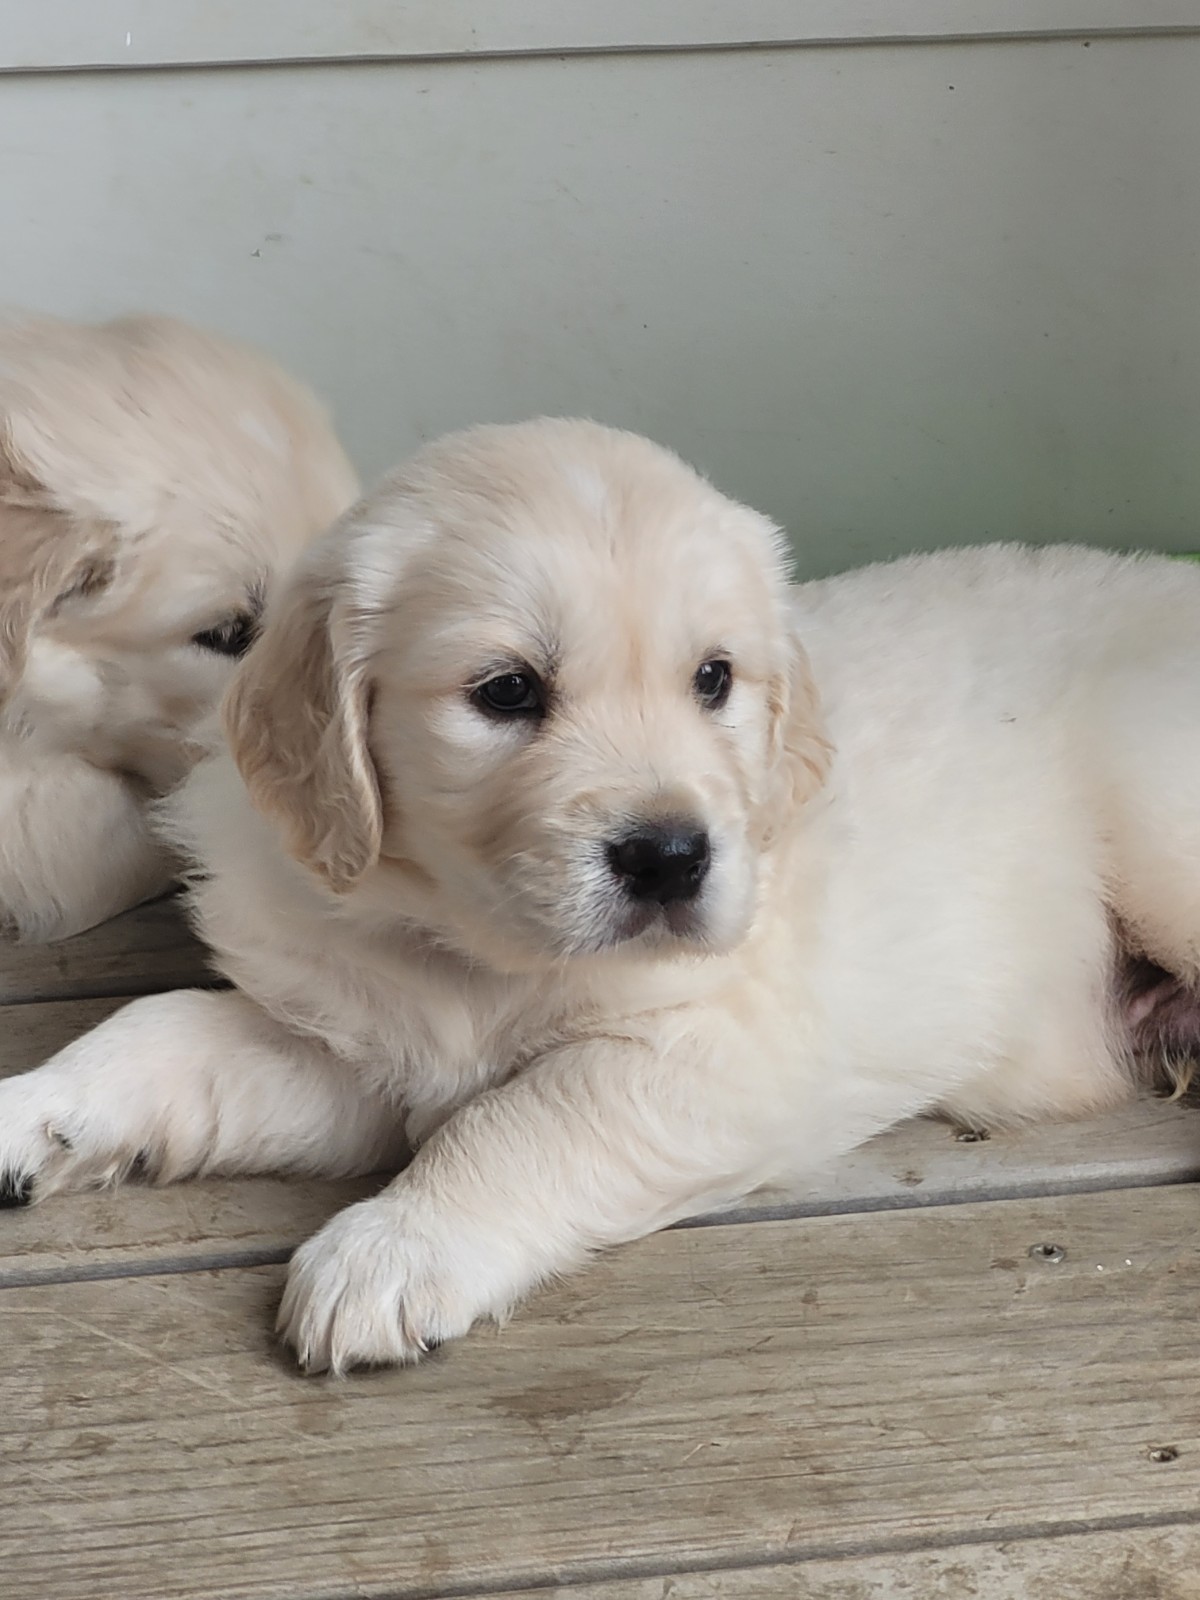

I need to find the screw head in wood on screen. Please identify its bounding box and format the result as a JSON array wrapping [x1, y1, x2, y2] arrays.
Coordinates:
[[1028, 1242, 1066, 1263]]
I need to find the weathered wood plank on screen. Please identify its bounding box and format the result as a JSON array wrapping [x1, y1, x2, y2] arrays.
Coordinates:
[[0, 894, 212, 1004], [1, 1188, 1198, 1600], [4, 992, 1200, 1281], [735, 1089, 1200, 1220], [476, 1524, 1200, 1597], [0, 993, 127, 1068], [0, 1172, 383, 1287]]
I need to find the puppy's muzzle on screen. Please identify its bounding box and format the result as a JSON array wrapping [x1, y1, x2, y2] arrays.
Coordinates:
[[606, 821, 710, 906]]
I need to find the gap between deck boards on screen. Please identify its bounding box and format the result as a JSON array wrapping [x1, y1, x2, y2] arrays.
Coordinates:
[[262, 1509, 1200, 1600], [4, 1158, 1200, 1293]]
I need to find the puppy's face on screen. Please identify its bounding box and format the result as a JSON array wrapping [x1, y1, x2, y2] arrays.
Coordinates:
[[371, 463, 792, 964], [0, 313, 359, 792], [8, 529, 269, 791], [228, 421, 829, 970]]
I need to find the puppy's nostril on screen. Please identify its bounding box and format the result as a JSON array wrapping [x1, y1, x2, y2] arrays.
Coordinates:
[[607, 823, 711, 906]]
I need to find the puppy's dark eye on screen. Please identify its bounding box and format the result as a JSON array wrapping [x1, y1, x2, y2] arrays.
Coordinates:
[[192, 613, 258, 658], [472, 671, 544, 718], [693, 658, 733, 710]]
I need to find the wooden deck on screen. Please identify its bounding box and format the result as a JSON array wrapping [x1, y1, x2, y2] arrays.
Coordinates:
[[3, 902, 1200, 1599]]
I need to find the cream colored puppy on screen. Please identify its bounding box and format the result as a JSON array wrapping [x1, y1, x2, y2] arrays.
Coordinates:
[[3, 418, 1199, 1373], [0, 312, 358, 940]]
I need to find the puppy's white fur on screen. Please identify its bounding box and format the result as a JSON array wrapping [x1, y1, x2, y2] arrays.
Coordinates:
[[0, 313, 358, 940], [5, 419, 1199, 1372]]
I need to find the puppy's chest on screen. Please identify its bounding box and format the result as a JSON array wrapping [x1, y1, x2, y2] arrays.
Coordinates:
[[275, 937, 693, 1121], [328, 958, 556, 1110]]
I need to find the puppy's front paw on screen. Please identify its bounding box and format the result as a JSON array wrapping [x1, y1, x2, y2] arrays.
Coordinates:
[[0, 1075, 95, 1205], [278, 1194, 493, 1374]]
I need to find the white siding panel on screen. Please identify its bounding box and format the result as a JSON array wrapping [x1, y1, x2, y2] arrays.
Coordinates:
[[1, 0, 1196, 74]]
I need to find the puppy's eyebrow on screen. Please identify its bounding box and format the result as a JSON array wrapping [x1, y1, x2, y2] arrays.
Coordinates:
[[470, 632, 561, 684], [538, 640, 561, 682], [533, 630, 561, 679]]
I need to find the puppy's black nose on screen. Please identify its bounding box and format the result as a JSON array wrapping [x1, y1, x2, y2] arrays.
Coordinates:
[[607, 823, 710, 905]]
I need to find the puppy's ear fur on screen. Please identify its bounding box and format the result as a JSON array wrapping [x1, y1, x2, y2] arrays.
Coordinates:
[[761, 639, 831, 847], [223, 567, 382, 893], [0, 439, 116, 698]]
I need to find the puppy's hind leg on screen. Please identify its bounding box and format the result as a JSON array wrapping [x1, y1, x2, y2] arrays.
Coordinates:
[[0, 988, 404, 1206], [1117, 953, 1200, 1098]]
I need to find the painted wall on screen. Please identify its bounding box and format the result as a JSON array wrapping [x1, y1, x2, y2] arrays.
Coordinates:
[[2, 6, 1197, 574]]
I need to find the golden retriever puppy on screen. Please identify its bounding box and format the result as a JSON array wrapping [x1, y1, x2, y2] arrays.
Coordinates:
[[0, 313, 358, 940], [4, 418, 1200, 1372]]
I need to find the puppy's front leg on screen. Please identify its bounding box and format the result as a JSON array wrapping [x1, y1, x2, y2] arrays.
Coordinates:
[[0, 989, 404, 1205], [280, 1033, 774, 1373]]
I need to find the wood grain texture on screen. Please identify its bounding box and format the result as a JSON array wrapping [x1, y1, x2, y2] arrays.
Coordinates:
[[0, 895, 212, 1005], [0, 994, 128, 1072], [2, 1187, 1199, 1600], [478, 1524, 1200, 1597], [0, 1172, 384, 1287]]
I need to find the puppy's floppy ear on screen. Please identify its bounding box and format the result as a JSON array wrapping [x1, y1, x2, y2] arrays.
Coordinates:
[[0, 437, 115, 699], [223, 561, 382, 893], [760, 637, 832, 847]]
